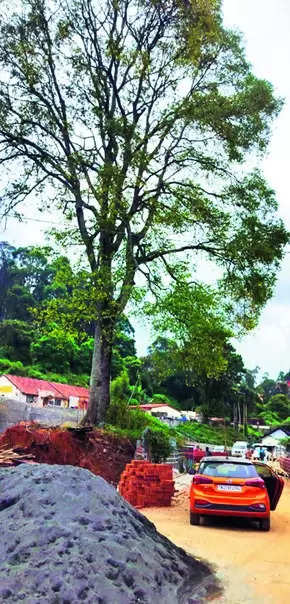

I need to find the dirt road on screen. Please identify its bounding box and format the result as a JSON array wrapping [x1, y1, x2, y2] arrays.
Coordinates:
[[143, 475, 290, 603]]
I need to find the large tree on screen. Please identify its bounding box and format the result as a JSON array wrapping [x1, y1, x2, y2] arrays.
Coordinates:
[[0, 0, 288, 423]]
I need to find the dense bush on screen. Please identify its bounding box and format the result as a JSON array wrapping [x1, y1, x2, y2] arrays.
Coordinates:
[[143, 428, 173, 463], [280, 437, 290, 449], [177, 422, 262, 446]]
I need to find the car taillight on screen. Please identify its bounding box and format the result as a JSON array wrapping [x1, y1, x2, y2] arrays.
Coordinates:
[[195, 499, 210, 507], [249, 503, 266, 511], [193, 475, 213, 485], [245, 478, 265, 488]]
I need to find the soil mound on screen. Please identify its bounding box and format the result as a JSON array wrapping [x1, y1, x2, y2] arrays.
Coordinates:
[[0, 464, 220, 603], [0, 423, 134, 485]]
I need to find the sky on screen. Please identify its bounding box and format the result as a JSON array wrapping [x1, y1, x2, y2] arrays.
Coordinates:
[[0, 0, 289, 380], [222, 0, 290, 379]]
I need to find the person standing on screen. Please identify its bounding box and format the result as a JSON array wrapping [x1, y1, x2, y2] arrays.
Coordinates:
[[205, 446, 212, 457]]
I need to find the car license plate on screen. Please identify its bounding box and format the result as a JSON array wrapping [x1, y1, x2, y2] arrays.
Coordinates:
[[217, 485, 242, 492]]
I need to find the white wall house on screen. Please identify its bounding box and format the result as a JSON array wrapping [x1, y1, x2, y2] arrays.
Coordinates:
[[0, 375, 64, 407], [262, 428, 289, 443], [0, 375, 26, 402], [0, 374, 89, 409]]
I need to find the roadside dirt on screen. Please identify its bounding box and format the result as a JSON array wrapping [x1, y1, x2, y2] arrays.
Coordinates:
[[143, 474, 290, 603]]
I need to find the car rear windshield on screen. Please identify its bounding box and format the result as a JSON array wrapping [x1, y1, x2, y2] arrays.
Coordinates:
[[199, 462, 258, 479]]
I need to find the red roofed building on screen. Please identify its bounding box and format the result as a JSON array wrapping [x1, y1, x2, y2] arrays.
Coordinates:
[[0, 374, 89, 409], [50, 382, 89, 409], [130, 403, 182, 420]]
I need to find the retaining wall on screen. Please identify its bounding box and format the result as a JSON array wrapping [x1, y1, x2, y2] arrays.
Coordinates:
[[0, 398, 83, 433]]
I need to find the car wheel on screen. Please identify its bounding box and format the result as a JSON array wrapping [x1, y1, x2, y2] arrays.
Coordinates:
[[190, 512, 200, 526], [259, 517, 270, 531]]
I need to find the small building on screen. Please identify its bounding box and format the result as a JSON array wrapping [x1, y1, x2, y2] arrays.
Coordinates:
[[261, 425, 290, 443], [208, 417, 225, 427], [0, 374, 89, 409], [180, 410, 202, 422], [49, 382, 89, 409], [130, 403, 182, 426]]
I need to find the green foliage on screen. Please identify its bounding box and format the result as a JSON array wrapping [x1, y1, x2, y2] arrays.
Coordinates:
[[110, 371, 130, 403], [0, 0, 288, 426], [0, 244, 140, 387], [0, 243, 61, 322], [264, 394, 289, 421], [106, 398, 129, 429], [258, 410, 280, 426], [143, 428, 173, 463], [144, 283, 232, 379], [31, 330, 79, 373], [0, 320, 34, 364], [0, 358, 27, 376], [177, 422, 262, 446], [106, 392, 181, 450], [141, 338, 248, 422], [0, 357, 89, 387], [150, 393, 180, 409], [256, 375, 277, 403], [279, 437, 290, 449]]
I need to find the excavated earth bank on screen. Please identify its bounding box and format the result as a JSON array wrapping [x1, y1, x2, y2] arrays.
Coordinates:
[[0, 464, 220, 603], [0, 423, 135, 485]]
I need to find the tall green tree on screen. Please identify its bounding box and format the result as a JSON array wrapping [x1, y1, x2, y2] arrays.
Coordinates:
[[264, 394, 289, 421], [256, 373, 278, 404], [0, 242, 63, 321], [0, 0, 288, 423], [0, 242, 19, 321], [0, 320, 34, 364]]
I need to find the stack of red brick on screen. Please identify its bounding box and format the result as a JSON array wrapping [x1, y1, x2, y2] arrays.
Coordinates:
[[280, 457, 290, 475], [118, 460, 174, 508]]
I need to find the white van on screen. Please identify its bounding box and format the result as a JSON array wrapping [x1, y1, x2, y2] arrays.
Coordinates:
[[231, 441, 248, 457]]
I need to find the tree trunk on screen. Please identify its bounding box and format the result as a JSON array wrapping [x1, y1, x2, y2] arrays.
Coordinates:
[[82, 321, 113, 425], [243, 401, 248, 436], [237, 401, 241, 428], [233, 403, 238, 431]]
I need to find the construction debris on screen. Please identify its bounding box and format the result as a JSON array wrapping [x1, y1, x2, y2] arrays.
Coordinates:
[[0, 447, 34, 467]]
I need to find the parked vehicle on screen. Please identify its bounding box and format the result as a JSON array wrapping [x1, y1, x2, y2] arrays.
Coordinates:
[[211, 445, 226, 453], [189, 457, 284, 531], [231, 441, 248, 457], [252, 443, 286, 461]]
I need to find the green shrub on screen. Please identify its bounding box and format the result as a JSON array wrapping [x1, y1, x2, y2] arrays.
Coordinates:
[[0, 358, 26, 375], [110, 371, 130, 402], [177, 422, 262, 446], [143, 428, 173, 463], [106, 399, 129, 429], [150, 393, 180, 409], [279, 437, 290, 449]]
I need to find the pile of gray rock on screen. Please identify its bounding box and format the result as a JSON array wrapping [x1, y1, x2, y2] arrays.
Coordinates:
[[0, 464, 219, 603]]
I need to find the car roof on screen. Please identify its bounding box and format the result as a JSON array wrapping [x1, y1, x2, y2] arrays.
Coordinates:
[[201, 456, 253, 464]]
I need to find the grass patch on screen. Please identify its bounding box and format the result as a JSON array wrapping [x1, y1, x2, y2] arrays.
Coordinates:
[[176, 422, 262, 446]]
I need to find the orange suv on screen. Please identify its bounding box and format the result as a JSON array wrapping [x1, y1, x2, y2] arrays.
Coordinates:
[[189, 456, 284, 531]]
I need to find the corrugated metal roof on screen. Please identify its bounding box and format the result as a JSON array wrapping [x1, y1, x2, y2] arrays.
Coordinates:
[[5, 375, 62, 397], [4, 375, 89, 400], [50, 382, 89, 400]]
